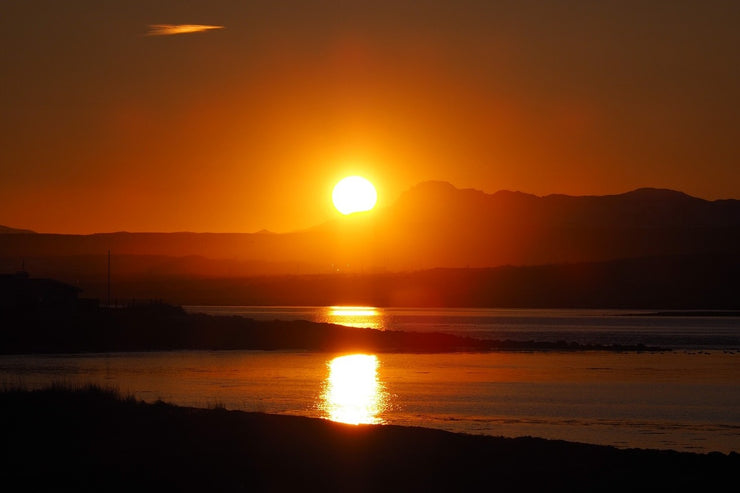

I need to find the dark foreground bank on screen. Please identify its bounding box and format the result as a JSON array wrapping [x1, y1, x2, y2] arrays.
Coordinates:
[[1, 386, 736, 492]]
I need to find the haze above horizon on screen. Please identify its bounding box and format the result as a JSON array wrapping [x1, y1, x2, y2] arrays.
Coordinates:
[[2, 1, 739, 234]]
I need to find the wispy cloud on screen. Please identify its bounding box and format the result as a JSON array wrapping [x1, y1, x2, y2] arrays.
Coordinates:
[[146, 24, 224, 36]]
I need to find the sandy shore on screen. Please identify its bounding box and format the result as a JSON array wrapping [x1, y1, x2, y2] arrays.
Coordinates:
[[1, 386, 736, 492]]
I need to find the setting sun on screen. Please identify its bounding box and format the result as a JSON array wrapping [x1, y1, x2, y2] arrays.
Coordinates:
[[332, 176, 378, 215]]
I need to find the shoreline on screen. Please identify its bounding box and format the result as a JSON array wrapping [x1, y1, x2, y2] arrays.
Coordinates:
[[0, 303, 665, 355], [1, 385, 737, 492], [4, 350, 736, 455]]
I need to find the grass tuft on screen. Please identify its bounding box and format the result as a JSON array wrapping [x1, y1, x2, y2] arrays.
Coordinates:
[[0, 380, 137, 403]]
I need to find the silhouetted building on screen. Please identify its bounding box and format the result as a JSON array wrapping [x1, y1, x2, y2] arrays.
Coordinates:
[[0, 271, 82, 313]]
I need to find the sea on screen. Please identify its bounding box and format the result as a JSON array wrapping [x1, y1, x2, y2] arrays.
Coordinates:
[[1, 306, 738, 454]]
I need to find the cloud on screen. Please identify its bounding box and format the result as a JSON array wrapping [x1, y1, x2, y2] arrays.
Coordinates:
[[146, 24, 224, 36]]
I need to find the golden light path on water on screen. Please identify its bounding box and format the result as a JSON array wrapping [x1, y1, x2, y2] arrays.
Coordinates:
[[320, 354, 389, 425], [325, 306, 383, 329]]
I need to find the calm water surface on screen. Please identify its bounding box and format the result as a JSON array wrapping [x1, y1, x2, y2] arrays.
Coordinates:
[[3, 307, 739, 453], [2, 349, 738, 454]]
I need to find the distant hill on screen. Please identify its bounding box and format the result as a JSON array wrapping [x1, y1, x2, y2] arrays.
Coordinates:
[[1, 183, 738, 280], [0, 225, 35, 234], [60, 253, 740, 309], [356, 182, 740, 270]]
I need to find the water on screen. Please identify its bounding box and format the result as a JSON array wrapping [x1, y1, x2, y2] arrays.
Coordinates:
[[2, 307, 739, 453]]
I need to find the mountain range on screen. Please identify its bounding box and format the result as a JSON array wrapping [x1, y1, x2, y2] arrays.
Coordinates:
[[1, 182, 738, 307], [2, 182, 739, 272]]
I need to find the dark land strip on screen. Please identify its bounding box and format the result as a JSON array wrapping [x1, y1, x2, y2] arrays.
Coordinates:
[[622, 310, 740, 317], [0, 303, 662, 354]]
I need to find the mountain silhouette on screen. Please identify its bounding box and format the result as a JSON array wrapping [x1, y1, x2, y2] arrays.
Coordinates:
[[353, 182, 740, 269], [1, 183, 738, 279], [0, 225, 36, 235]]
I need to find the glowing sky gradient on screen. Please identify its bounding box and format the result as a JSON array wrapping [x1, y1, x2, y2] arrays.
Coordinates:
[[1, 1, 738, 233]]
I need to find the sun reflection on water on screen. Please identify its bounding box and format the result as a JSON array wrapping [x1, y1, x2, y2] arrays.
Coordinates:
[[325, 306, 383, 329], [320, 354, 388, 425]]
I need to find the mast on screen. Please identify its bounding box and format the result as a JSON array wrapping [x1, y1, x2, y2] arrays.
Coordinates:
[[107, 250, 111, 307]]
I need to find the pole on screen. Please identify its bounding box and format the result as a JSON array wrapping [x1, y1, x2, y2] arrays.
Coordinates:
[[107, 250, 111, 307]]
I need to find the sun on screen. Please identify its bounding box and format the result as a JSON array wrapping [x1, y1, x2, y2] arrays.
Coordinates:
[[332, 176, 377, 215]]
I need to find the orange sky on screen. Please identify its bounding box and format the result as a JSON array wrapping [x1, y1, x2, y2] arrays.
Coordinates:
[[1, 1, 739, 234]]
